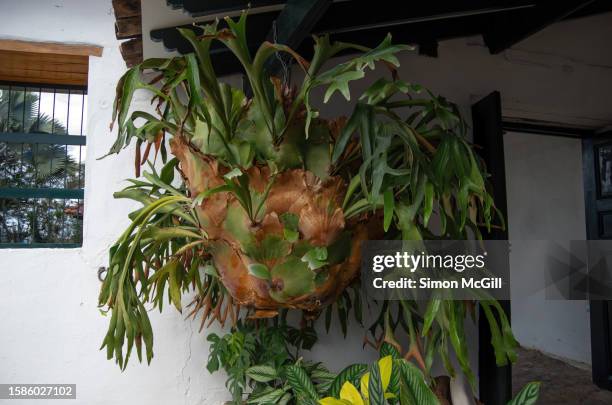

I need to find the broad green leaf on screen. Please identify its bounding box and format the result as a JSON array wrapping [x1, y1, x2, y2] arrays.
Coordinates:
[[284, 228, 299, 243], [280, 212, 300, 242], [245, 234, 291, 262], [248, 263, 271, 281], [224, 167, 243, 179], [360, 372, 369, 398], [329, 364, 368, 397], [302, 247, 328, 270], [246, 365, 277, 382], [507, 382, 541, 405], [269, 257, 315, 302], [323, 70, 365, 102], [319, 398, 351, 405], [399, 361, 439, 405], [378, 355, 393, 392], [286, 365, 318, 400], [247, 387, 286, 404], [339, 382, 364, 405], [367, 362, 385, 405], [280, 212, 299, 231]]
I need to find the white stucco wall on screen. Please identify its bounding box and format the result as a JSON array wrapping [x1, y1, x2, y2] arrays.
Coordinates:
[[504, 133, 590, 364], [1, 1, 612, 404]]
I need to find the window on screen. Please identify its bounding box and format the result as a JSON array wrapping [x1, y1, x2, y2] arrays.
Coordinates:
[[0, 82, 87, 247]]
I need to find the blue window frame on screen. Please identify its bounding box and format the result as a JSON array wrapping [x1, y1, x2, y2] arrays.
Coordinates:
[[0, 81, 87, 248]]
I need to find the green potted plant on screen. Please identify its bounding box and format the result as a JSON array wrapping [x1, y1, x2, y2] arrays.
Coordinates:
[[99, 12, 522, 403]]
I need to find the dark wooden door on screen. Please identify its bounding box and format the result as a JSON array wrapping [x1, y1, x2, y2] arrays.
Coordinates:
[[583, 134, 612, 390]]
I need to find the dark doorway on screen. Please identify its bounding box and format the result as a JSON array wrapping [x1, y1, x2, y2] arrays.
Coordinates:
[[583, 133, 612, 390]]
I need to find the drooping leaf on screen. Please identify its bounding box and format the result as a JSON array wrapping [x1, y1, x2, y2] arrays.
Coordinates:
[[399, 360, 439, 405]]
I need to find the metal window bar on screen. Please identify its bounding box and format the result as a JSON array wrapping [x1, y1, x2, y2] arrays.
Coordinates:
[[0, 81, 87, 248]]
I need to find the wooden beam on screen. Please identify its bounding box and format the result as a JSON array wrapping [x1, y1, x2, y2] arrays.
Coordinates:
[[120, 38, 143, 67], [265, 0, 332, 75], [483, 0, 596, 54], [112, 0, 141, 19], [0, 39, 102, 57], [178, 0, 283, 17], [0, 50, 88, 86], [313, 0, 535, 34], [112, 0, 142, 67], [115, 15, 142, 40], [268, 0, 332, 48], [472, 91, 512, 405]]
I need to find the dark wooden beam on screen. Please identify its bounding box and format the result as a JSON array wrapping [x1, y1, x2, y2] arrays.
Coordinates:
[[149, 0, 612, 74], [113, 0, 143, 67], [321, 13, 487, 51], [265, 0, 332, 74], [312, 0, 535, 34], [174, 0, 284, 17], [115, 16, 142, 40], [151, 12, 281, 76], [112, 0, 141, 19], [120, 38, 143, 67], [267, 0, 332, 47], [483, 0, 596, 54], [149, 9, 488, 75], [472, 91, 512, 405]]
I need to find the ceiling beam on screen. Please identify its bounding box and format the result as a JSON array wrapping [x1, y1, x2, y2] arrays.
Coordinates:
[[115, 16, 142, 40], [150, 11, 279, 58], [265, 0, 332, 74], [113, 0, 143, 67], [323, 12, 488, 49], [168, 0, 284, 17], [0, 39, 102, 57], [313, 0, 536, 34], [268, 0, 332, 47], [148, 0, 612, 75], [483, 0, 597, 54]]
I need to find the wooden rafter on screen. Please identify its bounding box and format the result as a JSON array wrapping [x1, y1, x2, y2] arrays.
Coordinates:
[[0, 39, 102, 57], [0, 49, 89, 86], [113, 0, 143, 67]]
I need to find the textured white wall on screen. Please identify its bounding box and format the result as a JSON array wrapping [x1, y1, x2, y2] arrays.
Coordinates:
[[1, 1, 612, 404], [505, 133, 590, 364], [0, 1, 232, 404]]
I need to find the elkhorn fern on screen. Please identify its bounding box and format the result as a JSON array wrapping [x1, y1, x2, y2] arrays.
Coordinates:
[[99, 12, 514, 395]]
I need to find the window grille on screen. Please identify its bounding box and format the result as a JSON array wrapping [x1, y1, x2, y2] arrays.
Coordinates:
[[0, 82, 86, 248]]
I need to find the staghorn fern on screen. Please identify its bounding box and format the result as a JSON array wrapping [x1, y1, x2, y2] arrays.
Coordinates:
[[98, 11, 517, 401]]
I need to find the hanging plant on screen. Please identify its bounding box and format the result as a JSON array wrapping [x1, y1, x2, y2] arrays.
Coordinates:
[[98, 11, 519, 403]]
